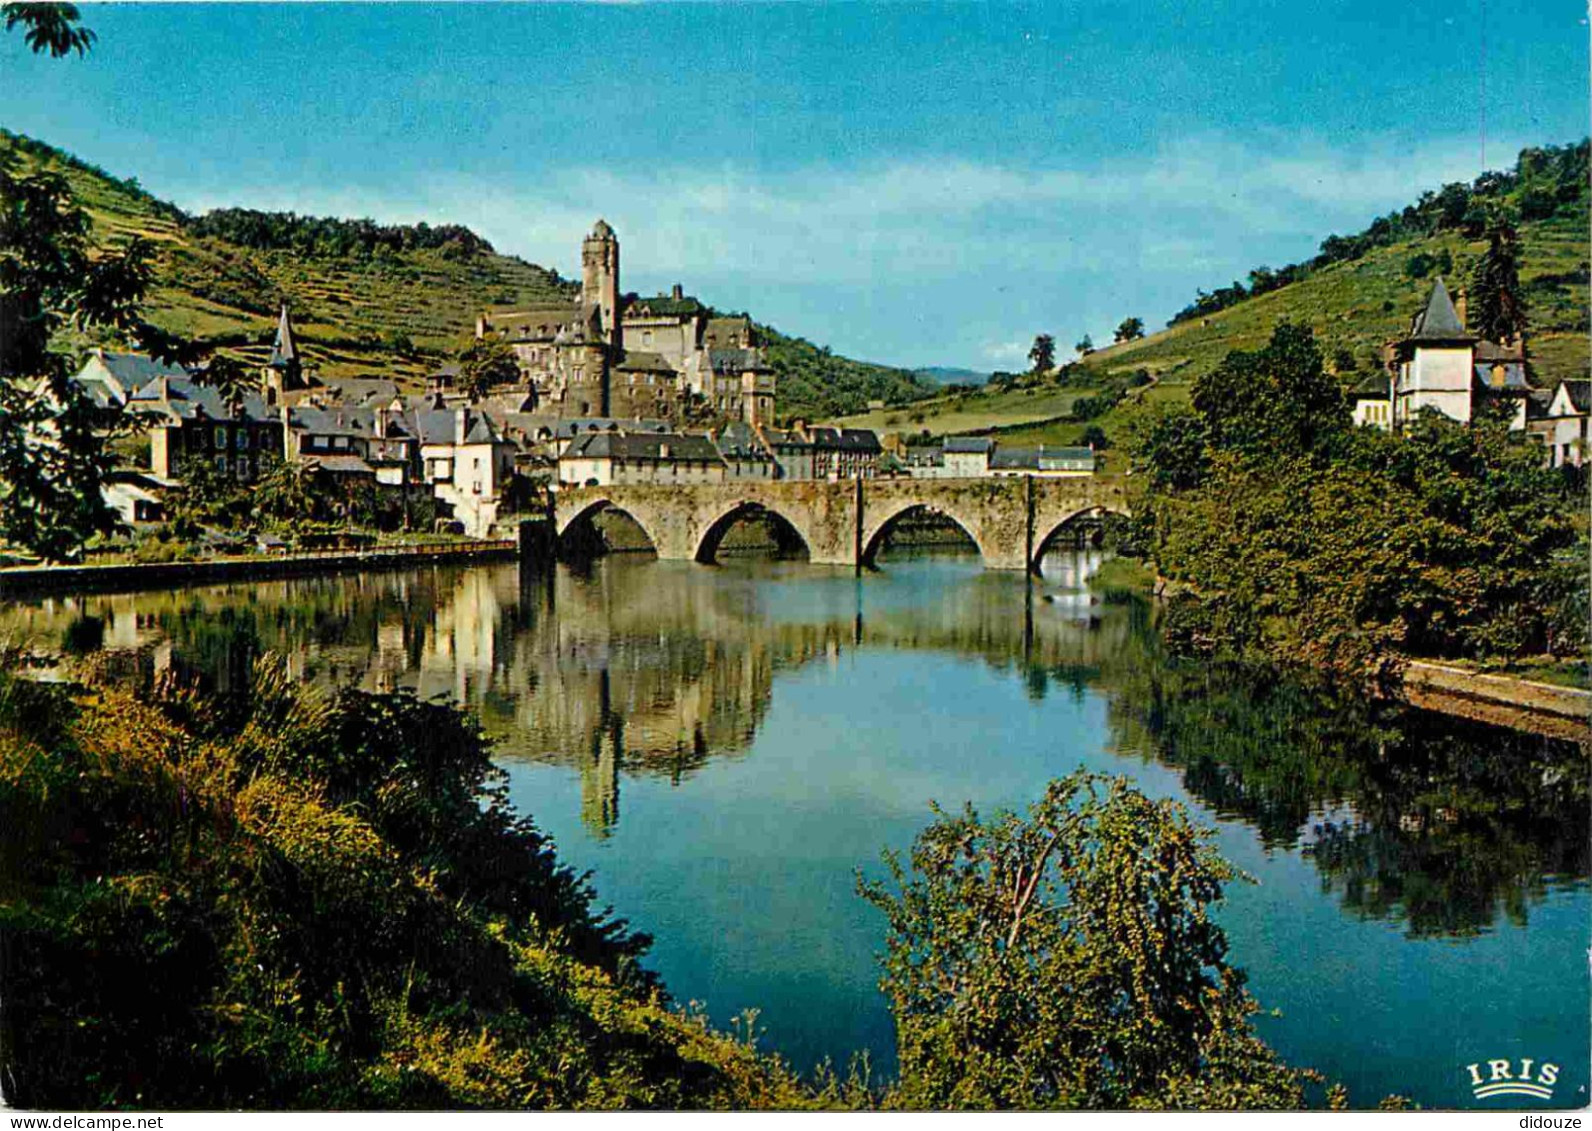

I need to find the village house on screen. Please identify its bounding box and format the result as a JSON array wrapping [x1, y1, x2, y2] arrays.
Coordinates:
[[1532, 379, 1590, 467], [1350, 278, 1536, 431], [72, 349, 190, 415], [128, 376, 285, 484], [987, 445, 1098, 478], [559, 431, 727, 487], [714, 421, 779, 481], [806, 426, 883, 479]]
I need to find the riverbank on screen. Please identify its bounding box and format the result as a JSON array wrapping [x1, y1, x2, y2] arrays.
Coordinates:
[[1398, 660, 1590, 743], [0, 539, 519, 599]]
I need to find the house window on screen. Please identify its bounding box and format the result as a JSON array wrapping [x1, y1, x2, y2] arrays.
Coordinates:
[[236, 456, 251, 479], [214, 426, 227, 449], [236, 431, 249, 450], [214, 454, 228, 473]]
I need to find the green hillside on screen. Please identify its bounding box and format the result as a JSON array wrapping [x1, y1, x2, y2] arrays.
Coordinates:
[[847, 141, 1590, 447], [2, 129, 931, 416]]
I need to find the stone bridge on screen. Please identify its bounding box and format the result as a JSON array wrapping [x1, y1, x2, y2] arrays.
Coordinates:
[[553, 476, 1131, 572]]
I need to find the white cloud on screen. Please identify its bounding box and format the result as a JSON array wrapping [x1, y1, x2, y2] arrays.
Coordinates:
[[179, 129, 1520, 365]]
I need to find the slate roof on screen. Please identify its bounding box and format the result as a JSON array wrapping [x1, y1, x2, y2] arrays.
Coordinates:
[[761, 428, 813, 450], [81, 350, 190, 390], [126, 376, 275, 424], [808, 427, 882, 453], [306, 454, 376, 477], [623, 294, 705, 319], [709, 348, 771, 374], [704, 317, 755, 348], [319, 377, 399, 405], [1349, 372, 1392, 399], [1408, 278, 1474, 343], [1472, 362, 1533, 394], [291, 406, 377, 437], [990, 445, 1096, 471], [562, 431, 724, 464], [614, 350, 677, 373], [715, 422, 772, 459], [1557, 379, 1592, 414], [943, 436, 995, 454], [487, 305, 588, 341]]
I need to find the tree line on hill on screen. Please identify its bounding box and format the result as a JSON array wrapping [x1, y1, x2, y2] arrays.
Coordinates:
[[1169, 140, 1589, 326], [186, 209, 497, 261]]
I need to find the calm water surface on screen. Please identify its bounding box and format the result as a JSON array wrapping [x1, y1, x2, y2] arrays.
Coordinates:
[[5, 551, 1587, 1109]]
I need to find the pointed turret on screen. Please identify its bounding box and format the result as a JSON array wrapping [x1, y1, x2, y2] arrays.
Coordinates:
[[262, 301, 306, 402], [268, 302, 300, 369], [1408, 278, 1473, 343]]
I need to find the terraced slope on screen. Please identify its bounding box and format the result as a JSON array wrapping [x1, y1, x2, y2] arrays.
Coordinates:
[[4, 129, 932, 417]]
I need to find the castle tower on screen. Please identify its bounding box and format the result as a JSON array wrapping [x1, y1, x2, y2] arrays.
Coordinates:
[[582, 219, 621, 350]]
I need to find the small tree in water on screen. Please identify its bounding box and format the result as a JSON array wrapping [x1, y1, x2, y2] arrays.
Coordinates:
[[859, 770, 1319, 1109]]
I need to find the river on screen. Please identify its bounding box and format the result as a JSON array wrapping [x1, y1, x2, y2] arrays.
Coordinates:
[[3, 549, 1586, 1109]]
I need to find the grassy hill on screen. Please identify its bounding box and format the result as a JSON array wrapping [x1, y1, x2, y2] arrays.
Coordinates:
[[3, 129, 932, 416], [840, 141, 1589, 448]]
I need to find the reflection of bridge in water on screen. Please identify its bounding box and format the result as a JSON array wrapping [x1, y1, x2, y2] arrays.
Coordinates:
[[554, 476, 1132, 571]]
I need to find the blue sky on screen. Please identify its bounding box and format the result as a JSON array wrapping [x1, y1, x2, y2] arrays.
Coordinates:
[[1, 1, 1585, 369]]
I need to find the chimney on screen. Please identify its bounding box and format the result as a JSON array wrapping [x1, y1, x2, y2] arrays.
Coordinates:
[[455, 406, 469, 446], [1455, 287, 1469, 330], [672, 283, 684, 300]]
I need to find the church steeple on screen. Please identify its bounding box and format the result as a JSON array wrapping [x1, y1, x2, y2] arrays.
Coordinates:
[[262, 301, 306, 403]]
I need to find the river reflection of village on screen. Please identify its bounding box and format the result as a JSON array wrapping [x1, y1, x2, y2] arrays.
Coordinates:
[[3, 551, 1585, 941]]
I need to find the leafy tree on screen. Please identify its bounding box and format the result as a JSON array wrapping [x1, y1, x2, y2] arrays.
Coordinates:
[[1, 2, 95, 57], [171, 455, 248, 530], [1075, 334, 1094, 356], [1113, 317, 1144, 343], [1469, 215, 1528, 344], [252, 458, 321, 528], [1190, 322, 1346, 461], [859, 770, 1318, 1110], [1080, 424, 1109, 450], [453, 338, 521, 400], [1027, 334, 1055, 376], [1331, 347, 1358, 374]]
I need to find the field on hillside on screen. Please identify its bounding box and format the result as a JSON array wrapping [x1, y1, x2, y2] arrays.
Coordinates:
[[830, 385, 1095, 435], [4, 132, 569, 383], [847, 198, 1588, 447]]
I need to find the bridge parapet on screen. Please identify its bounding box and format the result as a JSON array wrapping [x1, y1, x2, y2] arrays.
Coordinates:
[[554, 476, 1130, 571]]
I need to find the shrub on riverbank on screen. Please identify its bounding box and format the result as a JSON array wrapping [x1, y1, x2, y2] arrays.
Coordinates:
[[0, 654, 819, 1110], [1129, 323, 1584, 672]]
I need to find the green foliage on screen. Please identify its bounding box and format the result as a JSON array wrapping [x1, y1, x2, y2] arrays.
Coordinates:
[[2, 2, 95, 58], [455, 337, 522, 400], [1134, 323, 1582, 669], [188, 209, 494, 260], [757, 324, 931, 421], [859, 770, 1317, 1110], [0, 656, 823, 1110], [1027, 334, 1056, 374], [1469, 215, 1528, 344], [1114, 317, 1145, 343], [1170, 141, 1588, 326], [1075, 334, 1094, 356]]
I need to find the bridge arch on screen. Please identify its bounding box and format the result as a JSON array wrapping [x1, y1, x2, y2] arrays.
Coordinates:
[[861, 500, 990, 568], [693, 500, 814, 564], [1031, 505, 1133, 570], [557, 498, 661, 558]]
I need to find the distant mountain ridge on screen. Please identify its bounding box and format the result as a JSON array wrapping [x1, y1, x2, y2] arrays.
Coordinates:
[[1, 129, 931, 420], [913, 367, 990, 387]]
